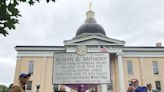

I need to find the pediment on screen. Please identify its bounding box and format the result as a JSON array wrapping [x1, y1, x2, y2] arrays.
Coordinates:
[[64, 35, 125, 46]]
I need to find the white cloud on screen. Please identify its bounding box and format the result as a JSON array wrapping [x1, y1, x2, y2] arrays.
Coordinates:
[[0, 58, 16, 86]]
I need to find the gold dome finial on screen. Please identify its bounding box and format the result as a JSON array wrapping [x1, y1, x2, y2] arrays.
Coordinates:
[[86, 2, 96, 22], [89, 2, 92, 10]]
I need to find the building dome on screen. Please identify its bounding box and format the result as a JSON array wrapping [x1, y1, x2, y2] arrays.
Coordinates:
[[76, 20, 106, 36], [75, 6, 106, 37]]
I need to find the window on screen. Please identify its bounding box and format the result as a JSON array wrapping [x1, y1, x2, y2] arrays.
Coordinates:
[[127, 61, 133, 75], [28, 61, 34, 74], [26, 81, 32, 90], [155, 81, 161, 91], [153, 61, 159, 75]]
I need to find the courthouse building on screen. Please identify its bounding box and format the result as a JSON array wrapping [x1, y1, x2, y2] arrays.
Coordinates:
[[14, 7, 164, 92]]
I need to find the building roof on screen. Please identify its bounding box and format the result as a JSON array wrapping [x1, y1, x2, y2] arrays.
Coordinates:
[[76, 20, 106, 36], [15, 46, 65, 51], [75, 9, 106, 37]]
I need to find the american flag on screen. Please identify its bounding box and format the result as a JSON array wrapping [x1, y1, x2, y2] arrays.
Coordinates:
[[100, 45, 108, 52]]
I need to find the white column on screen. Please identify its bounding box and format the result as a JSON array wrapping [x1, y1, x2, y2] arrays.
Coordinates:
[[101, 84, 108, 92], [117, 53, 126, 92]]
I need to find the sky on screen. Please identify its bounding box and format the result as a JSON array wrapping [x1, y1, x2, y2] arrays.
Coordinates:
[[0, 0, 164, 86]]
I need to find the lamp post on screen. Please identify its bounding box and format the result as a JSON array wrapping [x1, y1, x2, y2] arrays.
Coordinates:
[[36, 84, 40, 92]]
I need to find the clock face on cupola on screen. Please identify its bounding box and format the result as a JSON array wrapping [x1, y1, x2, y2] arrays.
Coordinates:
[[76, 45, 88, 56]]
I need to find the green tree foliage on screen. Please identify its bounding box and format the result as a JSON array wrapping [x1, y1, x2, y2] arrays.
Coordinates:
[[0, 0, 55, 36], [0, 85, 9, 92]]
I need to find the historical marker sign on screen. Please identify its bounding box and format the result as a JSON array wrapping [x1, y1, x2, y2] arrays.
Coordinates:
[[53, 52, 110, 84]]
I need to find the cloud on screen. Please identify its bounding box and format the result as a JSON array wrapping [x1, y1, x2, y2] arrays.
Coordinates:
[[104, 0, 164, 46], [0, 58, 16, 86]]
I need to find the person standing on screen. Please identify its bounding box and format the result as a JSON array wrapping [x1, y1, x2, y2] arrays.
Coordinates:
[[127, 78, 147, 92], [56, 85, 67, 92], [10, 73, 30, 92], [127, 78, 140, 92], [8, 83, 13, 91], [131, 79, 140, 89], [127, 84, 135, 92], [146, 83, 158, 92]]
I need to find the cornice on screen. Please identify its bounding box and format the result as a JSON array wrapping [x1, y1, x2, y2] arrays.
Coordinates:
[[15, 46, 65, 51]]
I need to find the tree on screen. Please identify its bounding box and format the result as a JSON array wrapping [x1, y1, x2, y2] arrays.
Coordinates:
[[0, 85, 9, 92], [0, 0, 55, 36]]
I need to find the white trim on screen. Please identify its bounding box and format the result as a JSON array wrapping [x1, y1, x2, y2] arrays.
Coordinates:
[[123, 47, 164, 51], [15, 46, 164, 58], [16, 48, 123, 57], [64, 35, 125, 46], [123, 55, 164, 57], [123, 51, 164, 57], [17, 51, 62, 57], [15, 46, 65, 51]]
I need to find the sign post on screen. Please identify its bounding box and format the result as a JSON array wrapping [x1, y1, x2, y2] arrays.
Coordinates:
[[53, 52, 110, 92]]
